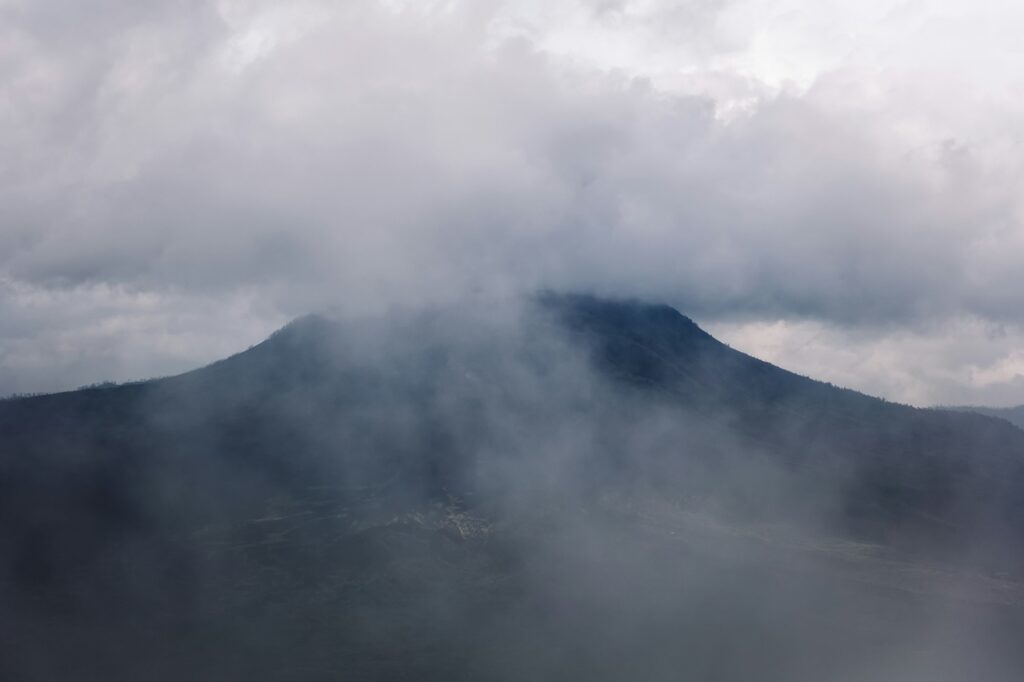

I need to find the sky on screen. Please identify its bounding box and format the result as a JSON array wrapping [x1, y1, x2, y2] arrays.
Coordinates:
[[1, 0, 1023, 406]]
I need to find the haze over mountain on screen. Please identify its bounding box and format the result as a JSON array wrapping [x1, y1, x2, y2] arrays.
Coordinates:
[[5, 2, 1024, 680], [2, 294, 1023, 681]]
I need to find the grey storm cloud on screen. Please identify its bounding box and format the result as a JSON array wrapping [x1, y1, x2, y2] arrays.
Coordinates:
[[2, 0, 1024, 403]]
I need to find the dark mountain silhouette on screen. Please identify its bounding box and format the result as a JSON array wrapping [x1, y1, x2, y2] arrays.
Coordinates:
[[2, 294, 1023, 681]]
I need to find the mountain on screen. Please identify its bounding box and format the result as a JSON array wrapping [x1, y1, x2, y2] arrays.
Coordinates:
[[2, 294, 1024, 681], [946, 404, 1024, 431]]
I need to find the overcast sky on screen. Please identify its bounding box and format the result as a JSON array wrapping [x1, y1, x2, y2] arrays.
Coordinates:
[[2, 0, 1024, 406]]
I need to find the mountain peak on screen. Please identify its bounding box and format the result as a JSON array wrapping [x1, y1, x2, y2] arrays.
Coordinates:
[[537, 291, 714, 342]]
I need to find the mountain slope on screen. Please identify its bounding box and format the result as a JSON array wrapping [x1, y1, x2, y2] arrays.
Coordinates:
[[550, 295, 1024, 542]]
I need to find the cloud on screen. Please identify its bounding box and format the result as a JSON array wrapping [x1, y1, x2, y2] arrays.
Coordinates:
[[708, 316, 1024, 408], [1, 0, 1023, 402], [0, 276, 281, 396]]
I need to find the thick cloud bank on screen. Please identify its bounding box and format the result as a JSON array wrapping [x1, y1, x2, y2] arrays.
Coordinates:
[[2, 0, 1024, 403]]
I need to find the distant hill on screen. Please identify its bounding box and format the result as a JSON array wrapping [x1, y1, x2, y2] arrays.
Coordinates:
[[945, 404, 1024, 431], [3, 293, 1023, 681]]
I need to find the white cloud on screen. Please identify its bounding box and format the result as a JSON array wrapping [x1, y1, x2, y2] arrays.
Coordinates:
[[0, 277, 282, 395], [707, 316, 1024, 407]]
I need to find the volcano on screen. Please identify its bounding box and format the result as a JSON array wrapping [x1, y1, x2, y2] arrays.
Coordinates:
[[2, 294, 1023, 681]]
